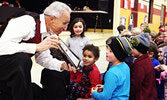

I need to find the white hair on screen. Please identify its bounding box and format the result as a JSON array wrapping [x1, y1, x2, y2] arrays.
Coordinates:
[[131, 27, 142, 35], [44, 1, 71, 18], [121, 30, 131, 37]]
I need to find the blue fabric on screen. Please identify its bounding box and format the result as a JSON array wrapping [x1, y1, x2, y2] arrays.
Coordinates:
[[124, 56, 133, 67], [152, 58, 161, 78], [92, 62, 130, 100], [152, 58, 160, 67], [152, 58, 165, 99]]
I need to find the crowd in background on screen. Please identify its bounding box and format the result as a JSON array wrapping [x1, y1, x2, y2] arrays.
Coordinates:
[[117, 23, 167, 100]]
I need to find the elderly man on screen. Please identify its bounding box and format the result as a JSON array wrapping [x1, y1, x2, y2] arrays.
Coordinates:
[[0, 1, 71, 100]]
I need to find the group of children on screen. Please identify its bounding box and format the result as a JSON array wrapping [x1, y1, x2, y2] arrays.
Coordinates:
[[34, 17, 167, 100], [64, 17, 134, 100], [143, 24, 167, 100], [117, 23, 167, 100]]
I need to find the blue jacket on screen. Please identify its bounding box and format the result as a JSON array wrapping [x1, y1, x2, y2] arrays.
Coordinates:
[[92, 62, 130, 100]]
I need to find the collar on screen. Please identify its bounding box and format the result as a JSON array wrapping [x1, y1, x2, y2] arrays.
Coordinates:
[[40, 14, 47, 34], [84, 64, 94, 70], [83, 65, 94, 76], [133, 53, 149, 63]]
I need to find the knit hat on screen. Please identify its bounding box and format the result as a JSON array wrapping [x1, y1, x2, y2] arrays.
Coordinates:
[[131, 33, 150, 54], [106, 37, 133, 62]]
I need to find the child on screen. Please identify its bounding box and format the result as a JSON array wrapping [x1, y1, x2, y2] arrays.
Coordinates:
[[120, 30, 132, 38], [66, 17, 91, 64], [155, 32, 164, 46], [117, 25, 126, 37], [148, 42, 159, 62], [159, 25, 164, 32], [91, 36, 133, 99], [163, 28, 167, 44], [67, 44, 102, 99], [148, 42, 164, 100], [165, 23, 167, 31], [158, 43, 167, 64], [130, 33, 157, 100]]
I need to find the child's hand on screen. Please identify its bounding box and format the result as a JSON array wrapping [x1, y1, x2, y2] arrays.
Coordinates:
[[96, 84, 103, 92], [91, 84, 104, 94], [155, 64, 167, 71], [68, 64, 77, 73], [91, 86, 98, 94]]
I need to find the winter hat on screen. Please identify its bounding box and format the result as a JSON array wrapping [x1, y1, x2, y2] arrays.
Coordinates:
[[131, 33, 150, 54], [106, 37, 133, 62]]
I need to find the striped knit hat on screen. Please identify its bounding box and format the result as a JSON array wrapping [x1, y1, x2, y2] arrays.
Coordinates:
[[106, 37, 133, 62], [131, 33, 150, 54]]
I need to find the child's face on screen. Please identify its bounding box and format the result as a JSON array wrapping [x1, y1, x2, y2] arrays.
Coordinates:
[[73, 22, 84, 36], [160, 26, 164, 30], [163, 31, 167, 43], [131, 48, 142, 57], [157, 34, 164, 42], [106, 45, 117, 63], [165, 26, 167, 31], [149, 34, 153, 41], [158, 47, 163, 61], [83, 50, 97, 67]]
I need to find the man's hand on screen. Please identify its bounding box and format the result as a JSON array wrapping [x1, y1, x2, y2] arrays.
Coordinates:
[[61, 62, 77, 72], [36, 35, 60, 52], [68, 64, 77, 73], [60, 62, 69, 71]]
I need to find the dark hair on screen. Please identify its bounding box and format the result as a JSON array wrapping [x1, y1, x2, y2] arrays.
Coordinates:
[[148, 41, 158, 59], [140, 23, 149, 27], [117, 25, 125, 34], [83, 44, 100, 59], [159, 25, 164, 29], [69, 17, 86, 38], [156, 31, 163, 37], [165, 23, 167, 26], [158, 43, 167, 48]]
